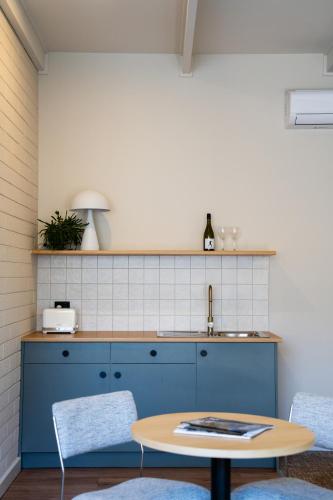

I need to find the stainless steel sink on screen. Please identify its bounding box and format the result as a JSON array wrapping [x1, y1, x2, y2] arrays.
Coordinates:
[[157, 331, 270, 338]]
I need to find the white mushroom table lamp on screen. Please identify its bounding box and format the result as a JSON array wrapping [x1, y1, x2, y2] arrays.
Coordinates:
[[71, 190, 110, 250]]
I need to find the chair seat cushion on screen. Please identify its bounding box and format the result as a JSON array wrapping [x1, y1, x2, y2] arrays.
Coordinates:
[[232, 477, 333, 499], [73, 477, 210, 500]]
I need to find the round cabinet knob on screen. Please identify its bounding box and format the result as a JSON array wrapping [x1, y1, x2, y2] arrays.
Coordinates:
[[62, 350, 70, 358], [99, 371, 107, 379], [150, 349, 157, 357], [200, 350, 208, 357], [114, 372, 122, 379]]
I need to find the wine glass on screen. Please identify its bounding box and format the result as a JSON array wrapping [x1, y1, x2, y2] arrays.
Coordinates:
[[217, 226, 227, 250], [231, 227, 240, 251]]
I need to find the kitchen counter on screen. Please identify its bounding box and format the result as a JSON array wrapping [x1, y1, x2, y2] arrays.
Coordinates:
[[22, 331, 282, 342]]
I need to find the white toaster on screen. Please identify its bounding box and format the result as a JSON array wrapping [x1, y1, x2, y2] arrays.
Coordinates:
[[42, 308, 78, 334]]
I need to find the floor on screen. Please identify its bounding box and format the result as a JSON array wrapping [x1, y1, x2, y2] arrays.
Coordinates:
[[3, 467, 277, 499]]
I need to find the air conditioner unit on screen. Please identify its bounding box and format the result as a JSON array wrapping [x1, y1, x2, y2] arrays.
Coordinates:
[[286, 90, 333, 128]]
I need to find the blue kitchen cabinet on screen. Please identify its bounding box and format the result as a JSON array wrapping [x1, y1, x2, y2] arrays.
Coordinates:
[[196, 343, 277, 415], [21, 363, 111, 452]]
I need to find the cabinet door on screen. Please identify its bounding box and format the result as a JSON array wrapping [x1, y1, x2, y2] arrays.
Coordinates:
[[22, 364, 110, 452], [197, 343, 276, 416], [110, 363, 196, 452]]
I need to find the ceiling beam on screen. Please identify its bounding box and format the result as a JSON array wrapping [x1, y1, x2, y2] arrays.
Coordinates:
[[181, 0, 198, 76], [326, 46, 333, 73], [0, 0, 45, 70]]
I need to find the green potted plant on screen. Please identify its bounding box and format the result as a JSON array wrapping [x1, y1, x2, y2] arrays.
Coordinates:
[[38, 211, 88, 250]]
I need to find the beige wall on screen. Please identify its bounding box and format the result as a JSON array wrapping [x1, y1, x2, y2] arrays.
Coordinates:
[[0, 10, 38, 490], [39, 52, 333, 417]]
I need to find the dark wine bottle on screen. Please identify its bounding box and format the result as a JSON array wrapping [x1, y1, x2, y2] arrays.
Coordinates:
[[203, 213, 215, 251]]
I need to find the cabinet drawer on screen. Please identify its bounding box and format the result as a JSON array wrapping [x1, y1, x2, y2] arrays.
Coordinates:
[[111, 343, 196, 364], [24, 342, 110, 364]]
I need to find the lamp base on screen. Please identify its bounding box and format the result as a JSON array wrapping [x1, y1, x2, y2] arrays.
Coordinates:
[[81, 209, 99, 250]]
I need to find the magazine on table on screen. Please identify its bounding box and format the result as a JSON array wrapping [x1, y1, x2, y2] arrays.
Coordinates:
[[174, 416, 274, 440]]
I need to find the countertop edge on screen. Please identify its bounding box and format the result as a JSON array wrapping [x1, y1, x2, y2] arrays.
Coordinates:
[[21, 331, 282, 343]]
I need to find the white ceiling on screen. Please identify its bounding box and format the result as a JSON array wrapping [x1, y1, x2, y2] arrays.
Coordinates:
[[21, 0, 333, 55]]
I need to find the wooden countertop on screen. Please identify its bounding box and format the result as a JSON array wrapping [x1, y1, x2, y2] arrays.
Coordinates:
[[22, 331, 282, 343]]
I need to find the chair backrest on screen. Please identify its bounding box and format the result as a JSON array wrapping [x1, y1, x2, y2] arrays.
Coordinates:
[[52, 390, 138, 459], [290, 392, 333, 450]]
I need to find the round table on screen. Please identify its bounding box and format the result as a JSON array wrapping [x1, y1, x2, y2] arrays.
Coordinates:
[[131, 412, 315, 500]]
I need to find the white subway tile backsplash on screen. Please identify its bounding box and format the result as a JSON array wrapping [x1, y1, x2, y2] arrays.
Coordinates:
[[253, 256, 269, 269], [144, 315, 159, 331], [175, 300, 190, 316], [37, 268, 50, 284], [129, 316, 144, 330], [38, 255, 50, 268], [67, 268, 81, 284], [144, 268, 159, 284], [113, 284, 128, 300], [129, 268, 144, 283], [144, 300, 159, 315], [144, 284, 159, 299], [160, 269, 175, 284], [174, 316, 191, 331], [129, 256, 144, 268], [97, 315, 113, 330], [82, 284, 98, 300], [98, 269, 113, 283], [175, 256, 190, 268], [113, 300, 128, 315], [191, 256, 205, 268], [67, 256, 82, 268], [159, 316, 174, 330], [205, 256, 221, 268], [113, 268, 128, 284], [97, 256, 113, 268], [175, 268, 190, 284], [222, 268, 237, 284], [253, 285, 269, 300], [82, 256, 97, 268], [253, 269, 269, 285], [66, 284, 81, 300], [222, 256, 237, 268], [175, 284, 190, 300], [237, 285, 252, 300], [206, 268, 221, 285], [160, 284, 175, 300], [237, 256, 253, 268], [160, 300, 174, 315], [36, 254, 270, 332], [191, 269, 205, 284], [50, 283, 65, 299], [113, 256, 128, 268], [51, 255, 66, 268], [129, 284, 144, 299], [144, 256, 159, 268], [51, 268, 66, 283], [253, 300, 268, 315], [113, 316, 129, 330], [82, 268, 97, 284], [160, 256, 174, 268], [129, 300, 144, 315], [98, 284, 113, 299]]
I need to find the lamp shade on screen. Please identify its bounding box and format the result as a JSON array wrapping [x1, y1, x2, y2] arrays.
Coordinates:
[[71, 190, 110, 211]]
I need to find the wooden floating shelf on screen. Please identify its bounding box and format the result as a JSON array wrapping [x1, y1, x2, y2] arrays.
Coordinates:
[[32, 249, 276, 256]]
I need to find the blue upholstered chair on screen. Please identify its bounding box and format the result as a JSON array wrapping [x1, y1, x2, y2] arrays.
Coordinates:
[[232, 477, 333, 499], [52, 391, 210, 500], [232, 392, 333, 499]]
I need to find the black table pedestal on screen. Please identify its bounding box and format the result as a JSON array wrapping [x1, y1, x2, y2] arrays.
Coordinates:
[[211, 458, 231, 500]]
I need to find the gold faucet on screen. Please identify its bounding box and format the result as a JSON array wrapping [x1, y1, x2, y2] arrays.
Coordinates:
[[207, 284, 214, 336]]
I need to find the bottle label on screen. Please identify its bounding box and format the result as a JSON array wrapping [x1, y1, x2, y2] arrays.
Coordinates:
[[204, 238, 215, 250]]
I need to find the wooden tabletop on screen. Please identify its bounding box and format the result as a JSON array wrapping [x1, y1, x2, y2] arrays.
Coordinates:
[[22, 331, 282, 343], [131, 412, 314, 460]]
